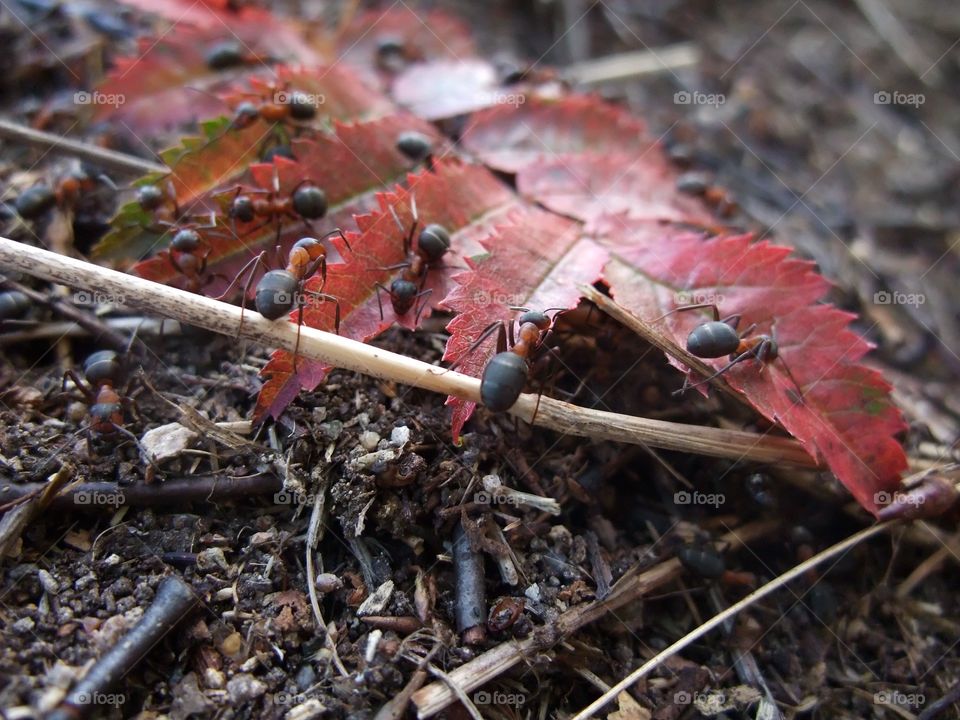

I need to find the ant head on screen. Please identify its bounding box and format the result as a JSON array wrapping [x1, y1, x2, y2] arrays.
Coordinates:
[[417, 224, 450, 262], [517, 309, 550, 329], [84, 350, 122, 386], [375, 35, 407, 72], [230, 195, 255, 223], [171, 229, 201, 252], [291, 185, 327, 220]]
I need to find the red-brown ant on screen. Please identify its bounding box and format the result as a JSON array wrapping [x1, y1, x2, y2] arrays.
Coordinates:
[[222, 167, 328, 244], [60, 350, 149, 451], [461, 309, 562, 412], [163, 216, 230, 294], [14, 166, 116, 220], [376, 201, 451, 322], [659, 303, 803, 398], [219, 231, 348, 366]]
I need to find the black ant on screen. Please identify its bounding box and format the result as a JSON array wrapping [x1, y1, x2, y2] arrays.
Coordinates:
[[14, 165, 116, 220], [218, 231, 348, 367], [460, 309, 562, 412], [221, 167, 328, 245], [376, 201, 451, 322], [659, 303, 803, 398], [163, 216, 230, 294], [676, 544, 755, 588]]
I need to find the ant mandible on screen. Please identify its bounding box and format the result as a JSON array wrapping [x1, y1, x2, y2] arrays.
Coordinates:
[[660, 303, 803, 398], [376, 199, 451, 322], [218, 230, 348, 367], [462, 309, 561, 412]]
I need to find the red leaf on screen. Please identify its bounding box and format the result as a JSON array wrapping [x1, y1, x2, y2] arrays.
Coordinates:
[[441, 210, 609, 441], [461, 96, 651, 173], [595, 215, 907, 514], [392, 60, 501, 121], [98, 101, 419, 265], [253, 160, 519, 421], [335, 7, 476, 85], [519, 151, 715, 225], [115, 0, 324, 61]]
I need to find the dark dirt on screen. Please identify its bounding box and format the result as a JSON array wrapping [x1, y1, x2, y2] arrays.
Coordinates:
[[1, 1, 959, 719]]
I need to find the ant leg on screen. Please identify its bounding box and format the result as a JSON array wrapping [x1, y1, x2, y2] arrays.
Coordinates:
[[447, 321, 507, 372], [653, 303, 721, 323], [673, 348, 756, 395], [720, 315, 743, 330], [412, 288, 433, 325], [215, 252, 269, 337], [62, 369, 93, 400], [292, 299, 305, 372], [303, 291, 342, 334], [375, 283, 389, 321], [320, 227, 351, 252]]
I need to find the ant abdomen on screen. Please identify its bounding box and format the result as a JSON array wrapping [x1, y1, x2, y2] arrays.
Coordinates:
[[0, 291, 30, 321], [84, 350, 122, 386], [255, 270, 298, 319], [171, 229, 201, 252], [417, 224, 450, 262], [481, 352, 529, 411], [291, 185, 327, 220], [686, 321, 740, 358]]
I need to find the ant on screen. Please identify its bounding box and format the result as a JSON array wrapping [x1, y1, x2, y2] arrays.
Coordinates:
[[0, 291, 30, 326], [163, 216, 231, 294], [376, 201, 451, 322], [218, 231, 348, 367], [60, 349, 154, 458], [658, 303, 803, 398], [396, 131, 435, 170], [460, 309, 562, 412], [14, 165, 116, 220], [221, 167, 328, 245]]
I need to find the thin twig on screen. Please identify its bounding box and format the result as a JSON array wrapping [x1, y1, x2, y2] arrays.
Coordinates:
[[0, 237, 819, 466], [569, 521, 894, 720], [0, 119, 168, 175], [0, 317, 180, 344], [563, 43, 701, 86]]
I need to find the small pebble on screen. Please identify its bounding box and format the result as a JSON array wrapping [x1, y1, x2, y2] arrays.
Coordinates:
[[197, 548, 229, 572], [227, 673, 267, 703], [360, 431, 381, 451]]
